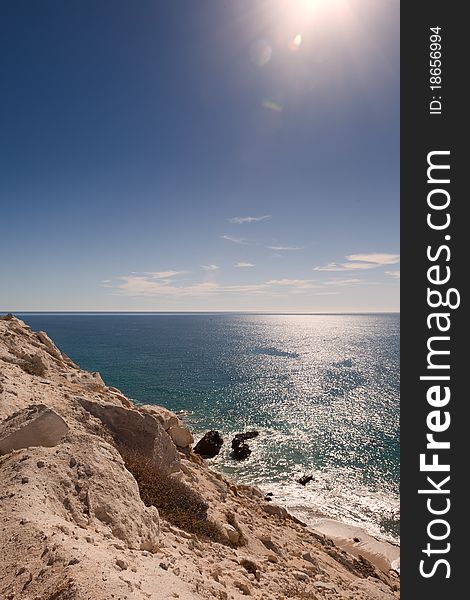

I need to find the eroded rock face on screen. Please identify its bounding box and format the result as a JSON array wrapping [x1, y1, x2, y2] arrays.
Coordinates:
[[193, 430, 224, 458], [77, 398, 180, 476], [0, 405, 69, 455]]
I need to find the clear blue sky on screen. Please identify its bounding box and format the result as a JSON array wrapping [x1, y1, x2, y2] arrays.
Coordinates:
[[0, 0, 399, 312]]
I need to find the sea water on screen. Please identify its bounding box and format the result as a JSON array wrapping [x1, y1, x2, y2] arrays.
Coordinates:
[[17, 313, 400, 542]]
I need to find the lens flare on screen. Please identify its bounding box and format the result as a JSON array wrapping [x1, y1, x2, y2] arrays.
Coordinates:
[[250, 39, 272, 67], [261, 99, 284, 113], [289, 33, 302, 52]]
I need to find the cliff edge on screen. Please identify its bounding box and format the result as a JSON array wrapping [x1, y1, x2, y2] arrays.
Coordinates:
[[0, 315, 400, 600]]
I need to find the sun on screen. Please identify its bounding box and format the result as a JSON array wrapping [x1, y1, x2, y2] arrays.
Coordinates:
[[282, 0, 343, 29]]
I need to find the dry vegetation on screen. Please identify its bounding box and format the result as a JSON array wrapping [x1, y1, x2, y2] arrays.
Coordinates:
[[120, 446, 226, 543]]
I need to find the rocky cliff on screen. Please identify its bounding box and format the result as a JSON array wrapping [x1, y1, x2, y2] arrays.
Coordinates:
[[0, 315, 400, 600]]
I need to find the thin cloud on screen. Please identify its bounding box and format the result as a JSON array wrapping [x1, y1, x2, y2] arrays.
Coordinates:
[[229, 215, 270, 224], [234, 262, 255, 268], [220, 235, 250, 245], [201, 264, 219, 271], [314, 253, 400, 272], [267, 245, 303, 251], [346, 253, 400, 265], [314, 262, 377, 272], [140, 270, 187, 278], [115, 275, 219, 297], [109, 273, 321, 298], [266, 279, 316, 289], [324, 278, 365, 286], [385, 270, 400, 279]]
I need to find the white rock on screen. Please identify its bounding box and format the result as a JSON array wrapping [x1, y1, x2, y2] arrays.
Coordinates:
[[261, 503, 288, 519], [292, 570, 310, 582], [221, 523, 240, 544], [138, 405, 180, 431], [37, 331, 63, 360], [314, 581, 337, 591], [77, 398, 180, 476], [0, 405, 69, 455]]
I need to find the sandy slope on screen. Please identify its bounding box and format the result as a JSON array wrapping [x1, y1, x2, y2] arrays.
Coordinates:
[[0, 315, 400, 599]]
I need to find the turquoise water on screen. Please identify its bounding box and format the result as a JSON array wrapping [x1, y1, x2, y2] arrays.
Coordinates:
[[17, 313, 400, 541]]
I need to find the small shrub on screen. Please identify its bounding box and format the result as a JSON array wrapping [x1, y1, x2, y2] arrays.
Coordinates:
[[21, 354, 47, 377], [120, 446, 225, 543]]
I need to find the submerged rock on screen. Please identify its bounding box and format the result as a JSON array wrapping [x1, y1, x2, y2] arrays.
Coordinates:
[[193, 430, 224, 458]]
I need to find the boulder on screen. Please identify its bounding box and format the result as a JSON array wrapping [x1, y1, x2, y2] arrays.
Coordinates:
[[293, 571, 310, 583], [193, 430, 224, 458], [261, 503, 288, 519], [167, 425, 193, 448], [221, 523, 240, 544], [77, 398, 180, 476], [138, 405, 180, 431], [0, 405, 69, 455]]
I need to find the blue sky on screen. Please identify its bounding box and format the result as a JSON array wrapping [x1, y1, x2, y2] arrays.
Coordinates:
[[0, 0, 399, 312]]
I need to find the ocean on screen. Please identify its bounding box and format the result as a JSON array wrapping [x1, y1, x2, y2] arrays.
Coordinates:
[[17, 313, 400, 542]]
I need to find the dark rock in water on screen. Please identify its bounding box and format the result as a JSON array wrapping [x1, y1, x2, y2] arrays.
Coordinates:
[[230, 430, 259, 460], [233, 430, 259, 443], [193, 430, 224, 458], [297, 474, 314, 486], [231, 442, 251, 460]]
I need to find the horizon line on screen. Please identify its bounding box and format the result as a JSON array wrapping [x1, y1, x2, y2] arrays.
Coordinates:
[[2, 310, 400, 316]]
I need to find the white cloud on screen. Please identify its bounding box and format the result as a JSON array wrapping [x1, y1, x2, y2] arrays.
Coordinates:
[[385, 270, 400, 279], [313, 262, 376, 272], [266, 278, 315, 289], [346, 253, 400, 265], [201, 264, 219, 271], [220, 235, 250, 245], [141, 270, 187, 279], [267, 245, 303, 251], [314, 253, 400, 272], [110, 272, 321, 298], [116, 275, 219, 297], [229, 215, 270, 224], [234, 262, 255, 268]]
